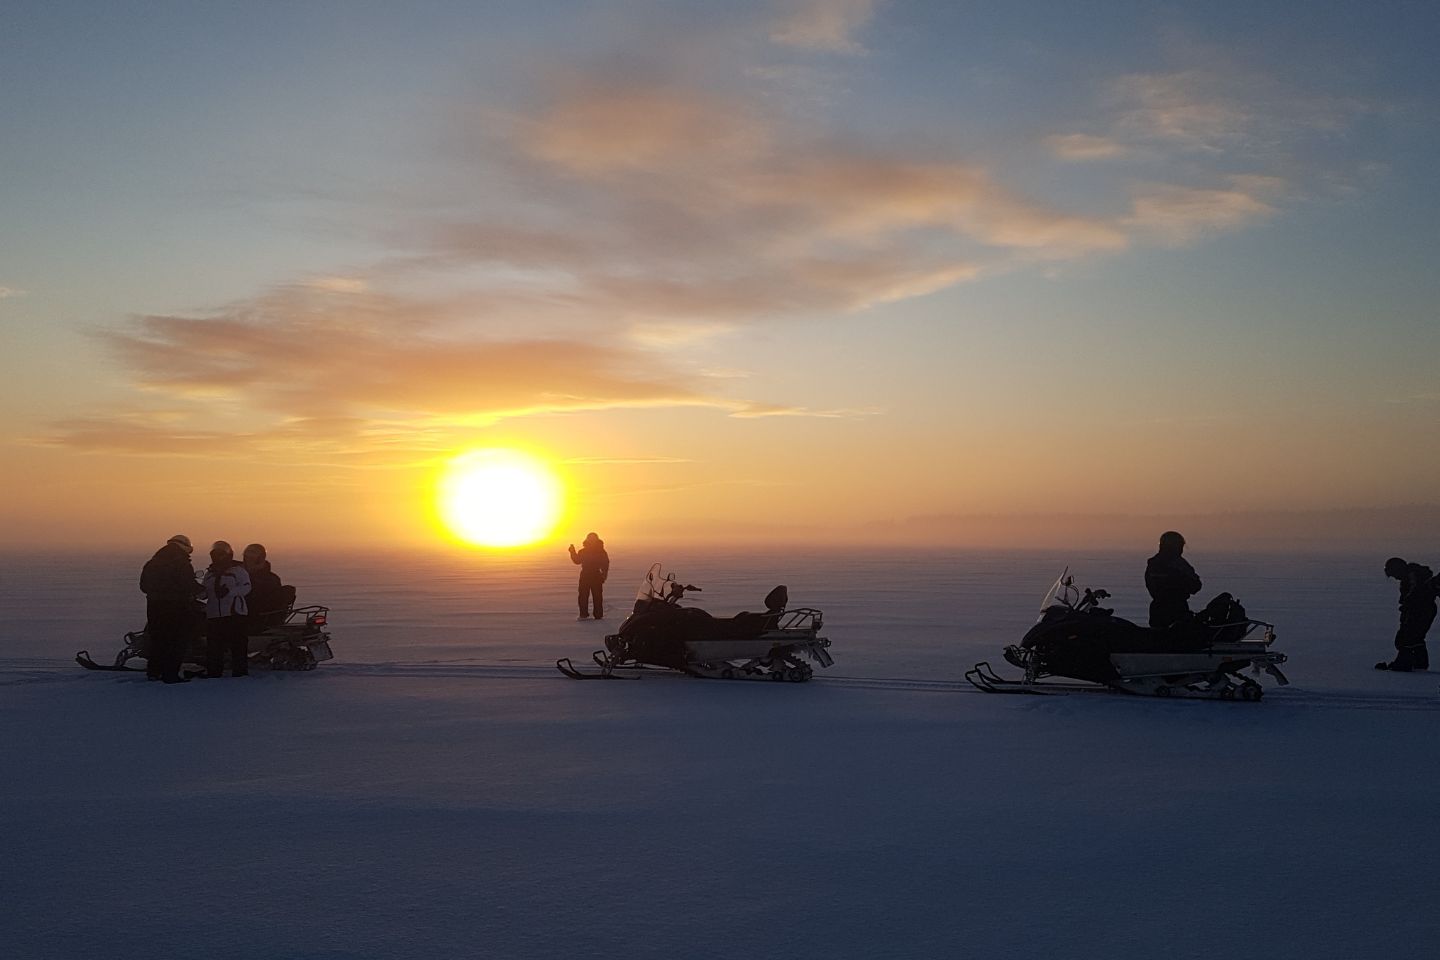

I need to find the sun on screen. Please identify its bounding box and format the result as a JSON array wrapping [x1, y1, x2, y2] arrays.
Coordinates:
[[438, 449, 564, 548]]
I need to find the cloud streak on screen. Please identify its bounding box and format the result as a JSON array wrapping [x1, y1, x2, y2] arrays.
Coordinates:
[[93, 286, 716, 423], [1125, 175, 1282, 245]]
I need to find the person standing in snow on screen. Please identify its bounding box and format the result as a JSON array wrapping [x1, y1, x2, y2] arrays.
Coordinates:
[[1144, 531, 1203, 630], [140, 534, 203, 683], [202, 540, 252, 677], [1376, 557, 1437, 671], [568, 533, 610, 620]]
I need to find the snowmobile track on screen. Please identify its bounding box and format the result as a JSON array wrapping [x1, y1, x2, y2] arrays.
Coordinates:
[[327, 661, 1438, 710], [21, 658, 1435, 711]]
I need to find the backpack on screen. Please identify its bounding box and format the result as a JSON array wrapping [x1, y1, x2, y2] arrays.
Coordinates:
[[1197, 592, 1249, 642]]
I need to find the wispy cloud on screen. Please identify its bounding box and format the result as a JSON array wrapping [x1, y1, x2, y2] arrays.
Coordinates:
[[1126, 175, 1283, 245], [730, 402, 877, 419], [1107, 67, 1370, 155], [1044, 133, 1127, 162], [769, 0, 877, 54], [1043, 56, 1379, 245], [0, 285, 25, 299], [561, 456, 697, 465], [91, 284, 719, 423], [45, 273, 865, 456]]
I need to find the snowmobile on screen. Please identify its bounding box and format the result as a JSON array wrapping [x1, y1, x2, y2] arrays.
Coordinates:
[[967, 569, 1288, 700], [76, 603, 335, 673], [556, 562, 833, 681]]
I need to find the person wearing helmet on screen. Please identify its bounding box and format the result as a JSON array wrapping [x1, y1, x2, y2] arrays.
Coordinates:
[[201, 540, 253, 677], [1376, 557, 1437, 671], [568, 533, 610, 620], [1144, 531, 1203, 630], [139, 534, 204, 683], [243, 543, 295, 630]]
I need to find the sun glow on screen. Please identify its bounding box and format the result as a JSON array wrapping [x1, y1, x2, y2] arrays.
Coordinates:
[[438, 449, 564, 548]]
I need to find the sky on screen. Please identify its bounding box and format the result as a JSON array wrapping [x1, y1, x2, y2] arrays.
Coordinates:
[[2, 0, 1438, 552]]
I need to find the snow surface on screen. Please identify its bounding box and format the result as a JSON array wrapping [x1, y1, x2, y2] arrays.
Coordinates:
[[2, 548, 1437, 960]]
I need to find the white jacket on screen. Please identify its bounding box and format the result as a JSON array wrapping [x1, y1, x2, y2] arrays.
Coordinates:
[[202, 562, 252, 618]]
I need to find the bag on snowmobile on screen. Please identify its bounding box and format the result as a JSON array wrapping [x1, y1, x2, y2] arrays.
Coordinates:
[[1197, 592, 1248, 642]]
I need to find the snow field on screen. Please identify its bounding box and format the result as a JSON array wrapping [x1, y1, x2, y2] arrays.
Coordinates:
[[2, 549, 1437, 959]]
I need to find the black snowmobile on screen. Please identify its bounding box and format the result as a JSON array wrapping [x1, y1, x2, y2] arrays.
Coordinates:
[[967, 569, 1288, 700], [76, 602, 335, 673], [556, 562, 833, 681]]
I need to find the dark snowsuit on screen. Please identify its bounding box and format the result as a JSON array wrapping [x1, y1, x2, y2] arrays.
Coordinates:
[[139, 543, 201, 681], [1145, 549, 1203, 630], [246, 560, 295, 630], [570, 541, 610, 618], [1388, 562, 1436, 671]]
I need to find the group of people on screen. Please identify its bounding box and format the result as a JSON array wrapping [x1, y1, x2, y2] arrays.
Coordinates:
[[1144, 530, 1437, 671], [139, 535, 292, 683], [142, 525, 1433, 680]]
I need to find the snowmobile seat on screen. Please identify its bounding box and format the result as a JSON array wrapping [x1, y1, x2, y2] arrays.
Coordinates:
[[724, 611, 777, 636], [724, 589, 788, 634]]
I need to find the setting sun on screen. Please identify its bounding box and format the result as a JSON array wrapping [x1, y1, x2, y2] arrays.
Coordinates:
[[437, 449, 563, 548]]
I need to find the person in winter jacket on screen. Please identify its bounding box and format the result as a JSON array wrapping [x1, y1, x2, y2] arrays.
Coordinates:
[[568, 533, 610, 620], [140, 534, 203, 683], [1144, 531, 1203, 630], [1376, 557, 1437, 671], [202, 540, 252, 677], [243, 543, 295, 629]]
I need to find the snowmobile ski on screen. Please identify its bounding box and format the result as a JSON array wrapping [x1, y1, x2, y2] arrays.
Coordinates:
[[555, 651, 639, 680], [75, 644, 144, 671]]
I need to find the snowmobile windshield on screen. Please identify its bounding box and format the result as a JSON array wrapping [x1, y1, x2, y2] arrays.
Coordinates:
[[637, 563, 683, 604], [1038, 568, 1080, 619]]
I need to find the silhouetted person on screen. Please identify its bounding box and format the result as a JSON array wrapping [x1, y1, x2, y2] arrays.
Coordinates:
[[202, 540, 252, 678], [569, 533, 610, 620], [243, 543, 295, 630], [140, 534, 202, 683], [1376, 557, 1437, 671], [1145, 531, 1202, 630]]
